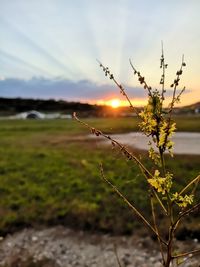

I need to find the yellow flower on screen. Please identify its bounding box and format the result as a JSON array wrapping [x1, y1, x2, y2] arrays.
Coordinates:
[[148, 170, 172, 195], [168, 122, 176, 137], [172, 193, 194, 208], [148, 147, 161, 165], [158, 121, 168, 147], [148, 177, 166, 194], [154, 169, 160, 177]]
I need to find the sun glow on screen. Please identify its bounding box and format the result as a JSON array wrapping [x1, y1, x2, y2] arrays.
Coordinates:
[[110, 99, 121, 108], [96, 98, 148, 108]]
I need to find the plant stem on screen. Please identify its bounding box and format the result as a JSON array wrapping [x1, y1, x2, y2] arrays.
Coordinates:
[[160, 149, 166, 177], [150, 194, 166, 265]]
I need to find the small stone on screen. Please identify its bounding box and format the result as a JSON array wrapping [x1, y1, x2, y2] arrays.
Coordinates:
[[149, 256, 156, 262], [32, 236, 38, 242], [7, 242, 12, 247], [154, 262, 162, 267]]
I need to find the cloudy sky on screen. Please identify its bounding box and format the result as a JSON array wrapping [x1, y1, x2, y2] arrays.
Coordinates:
[[1, 0, 200, 106]]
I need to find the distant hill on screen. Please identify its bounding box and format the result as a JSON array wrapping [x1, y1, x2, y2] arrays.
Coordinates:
[[184, 102, 200, 110], [173, 102, 200, 114]]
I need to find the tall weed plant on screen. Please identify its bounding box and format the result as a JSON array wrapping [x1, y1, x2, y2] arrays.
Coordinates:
[[74, 45, 200, 267]]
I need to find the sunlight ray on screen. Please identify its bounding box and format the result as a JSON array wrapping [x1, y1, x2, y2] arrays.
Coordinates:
[[0, 0, 200, 104], [1, 18, 77, 79], [0, 49, 54, 78]]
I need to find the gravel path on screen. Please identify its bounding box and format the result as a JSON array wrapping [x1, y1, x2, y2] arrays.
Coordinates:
[[0, 226, 199, 267]]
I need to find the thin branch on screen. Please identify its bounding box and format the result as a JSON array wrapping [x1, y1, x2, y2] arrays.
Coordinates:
[[97, 60, 138, 114], [100, 163, 167, 246], [191, 175, 200, 197], [175, 202, 200, 224], [73, 112, 151, 179], [154, 190, 168, 215], [160, 41, 167, 102], [179, 175, 200, 196], [129, 59, 152, 97], [172, 87, 186, 105], [168, 55, 186, 116], [172, 248, 200, 259], [113, 244, 123, 267], [150, 194, 166, 265]]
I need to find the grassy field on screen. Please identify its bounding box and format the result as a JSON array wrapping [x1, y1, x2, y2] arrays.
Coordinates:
[[0, 116, 199, 236]]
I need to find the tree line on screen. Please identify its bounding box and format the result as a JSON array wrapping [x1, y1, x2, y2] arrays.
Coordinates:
[[0, 97, 103, 116]]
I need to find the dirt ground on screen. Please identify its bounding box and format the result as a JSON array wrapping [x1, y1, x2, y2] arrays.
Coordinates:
[[0, 226, 199, 267]]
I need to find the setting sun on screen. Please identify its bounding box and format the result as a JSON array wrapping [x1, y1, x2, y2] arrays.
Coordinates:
[[96, 98, 148, 108], [110, 99, 121, 108]]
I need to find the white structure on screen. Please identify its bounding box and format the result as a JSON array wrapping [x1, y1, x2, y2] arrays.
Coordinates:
[[60, 114, 72, 119], [45, 113, 61, 119], [9, 111, 72, 120], [195, 108, 200, 114], [14, 110, 46, 119]]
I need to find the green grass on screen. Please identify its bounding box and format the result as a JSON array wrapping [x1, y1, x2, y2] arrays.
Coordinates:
[[0, 116, 199, 235], [1, 115, 199, 136]]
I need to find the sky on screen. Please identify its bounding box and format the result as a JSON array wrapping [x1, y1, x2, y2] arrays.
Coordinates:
[[0, 0, 200, 106]]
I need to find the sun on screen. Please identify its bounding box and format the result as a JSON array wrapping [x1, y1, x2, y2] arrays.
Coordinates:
[[110, 99, 121, 108]]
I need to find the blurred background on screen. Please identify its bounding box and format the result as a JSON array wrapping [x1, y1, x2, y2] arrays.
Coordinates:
[[0, 0, 199, 243]]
